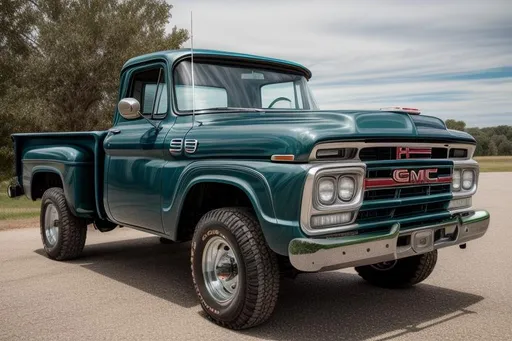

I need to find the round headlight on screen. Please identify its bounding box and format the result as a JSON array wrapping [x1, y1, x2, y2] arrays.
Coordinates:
[[317, 177, 336, 205], [452, 169, 461, 191], [338, 176, 356, 201], [462, 170, 474, 190]]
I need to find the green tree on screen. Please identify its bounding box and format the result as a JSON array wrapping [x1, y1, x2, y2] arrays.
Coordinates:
[[0, 0, 36, 96], [488, 140, 499, 156], [25, 0, 188, 131], [473, 134, 489, 156], [0, 0, 40, 179], [498, 140, 512, 155], [446, 120, 512, 156], [445, 119, 466, 131], [0, 0, 188, 179], [491, 135, 508, 153]]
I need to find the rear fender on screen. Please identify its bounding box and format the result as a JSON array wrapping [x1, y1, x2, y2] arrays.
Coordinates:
[[23, 146, 95, 218]]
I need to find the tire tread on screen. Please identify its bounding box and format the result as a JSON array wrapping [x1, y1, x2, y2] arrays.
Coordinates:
[[191, 208, 279, 329], [40, 188, 87, 260]]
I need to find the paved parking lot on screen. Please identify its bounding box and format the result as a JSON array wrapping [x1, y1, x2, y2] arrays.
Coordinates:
[[1, 173, 511, 341]]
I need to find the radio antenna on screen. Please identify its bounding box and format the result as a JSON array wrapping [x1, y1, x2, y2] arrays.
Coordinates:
[[190, 11, 195, 127]]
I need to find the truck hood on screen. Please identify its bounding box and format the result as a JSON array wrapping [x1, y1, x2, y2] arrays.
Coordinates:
[[183, 110, 476, 161]]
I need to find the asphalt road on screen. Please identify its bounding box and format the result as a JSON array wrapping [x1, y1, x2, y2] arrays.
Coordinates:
[[1, 173, 511, 341]]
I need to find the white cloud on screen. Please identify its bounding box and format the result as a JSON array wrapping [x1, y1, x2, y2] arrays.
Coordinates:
[[167, 0, 512, 126]]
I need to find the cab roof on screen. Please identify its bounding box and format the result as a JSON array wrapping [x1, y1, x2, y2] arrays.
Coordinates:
[[122, 49, 312, 79]]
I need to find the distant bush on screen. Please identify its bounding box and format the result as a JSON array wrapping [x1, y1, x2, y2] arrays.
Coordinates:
[[445, 120, 512, 156]]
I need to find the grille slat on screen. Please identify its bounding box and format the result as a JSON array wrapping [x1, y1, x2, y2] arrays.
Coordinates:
[[358, 163, 452, 224], [364, 184, 451, 201]]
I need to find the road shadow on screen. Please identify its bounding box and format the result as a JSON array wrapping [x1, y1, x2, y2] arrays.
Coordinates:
[[35, 236, 197, 308], [243, 273, 483, 341], [35, 238, 484, 340]]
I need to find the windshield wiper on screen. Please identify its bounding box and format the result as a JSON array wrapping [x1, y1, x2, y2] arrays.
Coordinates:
[[193, 107, 264, 113]]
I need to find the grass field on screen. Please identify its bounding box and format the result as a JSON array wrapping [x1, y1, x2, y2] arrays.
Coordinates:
[[475, 156, 512, 172], [1, 156, 511, 221], [0, 183, 40, 221]]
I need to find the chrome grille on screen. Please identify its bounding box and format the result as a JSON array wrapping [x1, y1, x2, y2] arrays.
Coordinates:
[[363, 184, 451, 201], [357, 163, 452, 224]]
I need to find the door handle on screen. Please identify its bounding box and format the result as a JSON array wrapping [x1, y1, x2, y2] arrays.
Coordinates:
[[109, 129, 121, 135]]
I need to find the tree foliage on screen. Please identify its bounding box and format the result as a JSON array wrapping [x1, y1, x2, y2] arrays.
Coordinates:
[[445, 119, 466, 132], [449, 121, 512, 156], [0, 0, 188, 179]]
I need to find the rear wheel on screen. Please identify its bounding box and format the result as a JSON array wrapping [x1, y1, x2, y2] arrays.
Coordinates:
[[355, 251, 438, 288], [40, 188, 87, 260], [191, 208, 280, 329]]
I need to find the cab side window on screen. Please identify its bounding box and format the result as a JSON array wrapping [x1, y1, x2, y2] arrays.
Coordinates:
[[128, 67, 167, 118]]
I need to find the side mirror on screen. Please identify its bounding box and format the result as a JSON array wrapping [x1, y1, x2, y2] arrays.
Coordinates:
[[118, 98, 141, 120]]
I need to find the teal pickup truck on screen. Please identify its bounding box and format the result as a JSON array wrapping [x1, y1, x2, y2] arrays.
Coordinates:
[[8, 49, 490, 329]]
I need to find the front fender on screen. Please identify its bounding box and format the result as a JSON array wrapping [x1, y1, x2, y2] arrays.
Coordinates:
[[162, 161, 276, 234], [182, 174, 276, 222], [161, 160, 309, 255]]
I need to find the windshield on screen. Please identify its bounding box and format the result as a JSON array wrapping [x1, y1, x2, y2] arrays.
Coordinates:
[[173, 60, 318, 112]]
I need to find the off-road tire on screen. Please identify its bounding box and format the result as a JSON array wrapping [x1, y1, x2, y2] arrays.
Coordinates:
[[355, 250, 438, 288], [40, 188, 87, 260], [191, 208, 280, 329]]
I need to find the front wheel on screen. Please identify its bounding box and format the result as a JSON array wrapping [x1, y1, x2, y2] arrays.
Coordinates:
[[40, 188, 87, 260], [191, 208, 280, 329], [355, 250, 438, 288]]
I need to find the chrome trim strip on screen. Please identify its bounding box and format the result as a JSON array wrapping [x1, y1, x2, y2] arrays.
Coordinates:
[[309, 142, 476, 161], [289, 210, 490, 272]]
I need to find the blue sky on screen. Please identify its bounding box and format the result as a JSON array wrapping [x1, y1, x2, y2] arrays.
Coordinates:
[[168, 0, 512, 127]]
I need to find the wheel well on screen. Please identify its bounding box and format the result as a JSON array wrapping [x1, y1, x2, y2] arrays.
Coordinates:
[[177, 182, 254, 241], [31, 172, 63, 200]]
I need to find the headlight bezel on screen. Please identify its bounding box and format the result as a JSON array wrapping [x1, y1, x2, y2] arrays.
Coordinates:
[[302, 163, 366, 236], [452, 160, 479, 199], [312, 167, 365, 210]]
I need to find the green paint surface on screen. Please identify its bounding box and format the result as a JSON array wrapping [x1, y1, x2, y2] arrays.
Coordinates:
[[10, 49, 481, 255]]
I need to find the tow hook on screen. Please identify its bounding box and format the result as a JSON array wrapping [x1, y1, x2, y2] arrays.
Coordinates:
[[459, 243, 467, 249]]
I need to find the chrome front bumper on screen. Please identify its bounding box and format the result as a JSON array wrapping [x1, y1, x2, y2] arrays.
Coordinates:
[[289, 210, 490, 272]]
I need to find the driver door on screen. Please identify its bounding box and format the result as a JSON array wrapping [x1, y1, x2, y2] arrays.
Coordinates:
[[104, 63, 171, 232]]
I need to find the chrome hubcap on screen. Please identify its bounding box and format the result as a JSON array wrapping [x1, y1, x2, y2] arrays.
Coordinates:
[[44, 204, 59, 247], [370, 260, 397, 271], [202, 236, 239, 305]]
